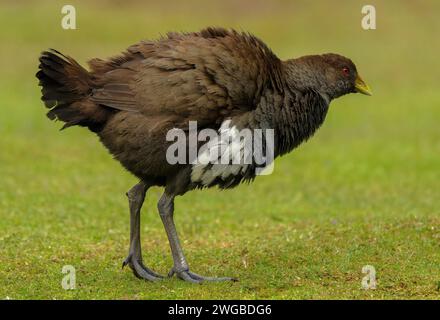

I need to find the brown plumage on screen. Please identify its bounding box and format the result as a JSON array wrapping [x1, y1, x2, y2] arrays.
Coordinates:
[[36, 27, 371, 282]]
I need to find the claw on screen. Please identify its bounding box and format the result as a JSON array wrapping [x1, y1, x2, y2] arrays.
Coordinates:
[[122, 255, 164, 281], [122, 257, 130, 269]]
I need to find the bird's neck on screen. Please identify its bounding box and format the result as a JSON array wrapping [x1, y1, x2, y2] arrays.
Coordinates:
[[255, 89, 330, 157]]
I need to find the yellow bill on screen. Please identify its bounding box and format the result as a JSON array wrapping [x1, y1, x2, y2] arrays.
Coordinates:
[[355, 75, 372, 96]]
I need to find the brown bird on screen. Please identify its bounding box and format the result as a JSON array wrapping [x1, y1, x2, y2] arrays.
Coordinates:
[[36, 27, 371, 283]]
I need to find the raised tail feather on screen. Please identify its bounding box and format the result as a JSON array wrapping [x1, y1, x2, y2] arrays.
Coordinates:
[[36, 49, 109, 131]]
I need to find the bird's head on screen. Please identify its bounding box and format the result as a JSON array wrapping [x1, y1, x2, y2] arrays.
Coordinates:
[[284, 53, 372, 101]]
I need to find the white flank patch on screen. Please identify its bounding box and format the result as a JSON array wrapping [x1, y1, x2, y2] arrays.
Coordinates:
[[191, 120, 251, 186]]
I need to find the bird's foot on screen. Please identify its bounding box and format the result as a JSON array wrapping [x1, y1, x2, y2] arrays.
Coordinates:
[[168, 268, 237, 283], [122, 254, 164, 281]]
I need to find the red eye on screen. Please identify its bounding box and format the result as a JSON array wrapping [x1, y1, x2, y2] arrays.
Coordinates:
[[342, 67, 350, 76]]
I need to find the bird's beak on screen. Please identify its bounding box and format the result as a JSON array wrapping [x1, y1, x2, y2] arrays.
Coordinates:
[[355, 75, 372, 96]]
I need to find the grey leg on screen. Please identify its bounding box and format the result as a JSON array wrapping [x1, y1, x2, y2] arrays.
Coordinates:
[[122, 181, 164, 281], [158, 192, 237, 283]]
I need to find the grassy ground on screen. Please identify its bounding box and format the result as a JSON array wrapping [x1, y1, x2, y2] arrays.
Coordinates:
[[0, 0, 439, 299]]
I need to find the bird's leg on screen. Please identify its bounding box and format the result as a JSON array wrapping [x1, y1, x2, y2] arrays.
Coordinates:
[[158, 192, 236, 283], [122, 181, 164, 281]]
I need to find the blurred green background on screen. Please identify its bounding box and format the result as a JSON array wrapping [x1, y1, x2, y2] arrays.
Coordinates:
[[0, 0, 439, 299]]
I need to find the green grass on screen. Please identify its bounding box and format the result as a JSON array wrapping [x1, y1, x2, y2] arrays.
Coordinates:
[[0, 0, 439, 299]]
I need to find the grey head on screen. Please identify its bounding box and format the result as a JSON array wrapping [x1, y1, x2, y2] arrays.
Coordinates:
[[284, 53, 372, 101]]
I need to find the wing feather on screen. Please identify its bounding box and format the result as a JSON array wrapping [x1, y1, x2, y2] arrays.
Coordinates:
[[89, 28, 283, 127]]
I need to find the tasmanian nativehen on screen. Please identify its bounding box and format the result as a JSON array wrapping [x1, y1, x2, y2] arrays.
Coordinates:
[[36, 27, 371, 283]]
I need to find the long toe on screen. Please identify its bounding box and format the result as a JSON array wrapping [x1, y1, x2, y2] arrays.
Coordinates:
[[123, 256, 164, 281], [186, 271, 238, 282], [170, 268, 237, 283]]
